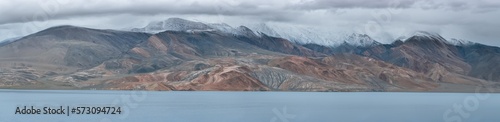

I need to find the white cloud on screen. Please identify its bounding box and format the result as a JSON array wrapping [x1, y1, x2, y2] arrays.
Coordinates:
[[0, 0, 499, 46]]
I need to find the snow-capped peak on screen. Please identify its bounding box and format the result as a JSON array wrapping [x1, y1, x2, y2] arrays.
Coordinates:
[[344, 33, 381, 46], [132, 18, 256, 36], [400, 31, 448, 43], [132, 18, 382, 47], [235, 26, 260, 37], [412, 31, 446, 41], [132, 18, 212, 33], [395, 31, 478, 46], [248, 23, 381, 47], [251, 23, 281, 37], [447, 38, 475, 46], [207, 23, 235, 34], [412, 31, 441, 38]]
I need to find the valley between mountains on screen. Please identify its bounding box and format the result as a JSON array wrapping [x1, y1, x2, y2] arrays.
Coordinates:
[[1, 18, 499, 92]]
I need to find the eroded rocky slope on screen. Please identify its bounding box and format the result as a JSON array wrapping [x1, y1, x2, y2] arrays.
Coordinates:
[[1, 22, 499, 92]]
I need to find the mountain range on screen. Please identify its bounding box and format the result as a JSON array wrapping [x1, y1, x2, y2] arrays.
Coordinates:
[[0, 18, 498, 92]]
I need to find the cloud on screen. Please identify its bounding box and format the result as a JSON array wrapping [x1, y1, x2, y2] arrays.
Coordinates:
[[291, 0, 500, 13], [290, 0, 419, 9], [1, 0, 498, 25], [0, 0, 500, 46], [0, 0, 301, 25]]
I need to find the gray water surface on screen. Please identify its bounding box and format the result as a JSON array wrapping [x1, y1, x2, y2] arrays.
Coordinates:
[[0, 90, 499, 122]]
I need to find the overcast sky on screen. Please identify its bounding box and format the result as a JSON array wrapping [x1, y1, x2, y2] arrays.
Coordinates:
[[0, 0, 499, 46]]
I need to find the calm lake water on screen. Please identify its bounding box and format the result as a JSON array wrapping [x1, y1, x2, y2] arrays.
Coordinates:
[[0, 90, 499, 122]]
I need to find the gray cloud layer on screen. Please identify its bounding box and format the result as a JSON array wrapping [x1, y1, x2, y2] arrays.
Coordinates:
[[2, 0, 499, 25], [0, 0, 499, 46], [291, 0, 419, 9]]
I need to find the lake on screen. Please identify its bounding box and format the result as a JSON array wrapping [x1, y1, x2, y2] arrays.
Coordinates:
[[0, 90, 499, 122]]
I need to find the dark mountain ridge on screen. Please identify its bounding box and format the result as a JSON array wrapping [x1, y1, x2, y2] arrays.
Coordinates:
[[303, 31, 500, 82]]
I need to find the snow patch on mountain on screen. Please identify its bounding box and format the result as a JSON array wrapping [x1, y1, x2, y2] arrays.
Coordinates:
[[132, 18, 212, 33], [398, 31, 476, 46], [344, 33, 381, 46], [133, 18, 382, 47], [401, 31, 448, 42], [447, 38, 476, 46], [132, 18, 254, 36], [133, 18, 479, 47], [249, 23, 381, 47], [207, 23, 237, 34]]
